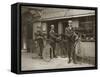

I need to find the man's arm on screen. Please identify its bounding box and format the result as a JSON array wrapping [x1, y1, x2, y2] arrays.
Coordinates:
[[49, 31, 57, 39], [34, 32, 43, 41]]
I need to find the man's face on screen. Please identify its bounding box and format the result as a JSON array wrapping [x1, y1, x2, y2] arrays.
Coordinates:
[[68, 22, 72, 27], [68, 20, 72, 27], [51, 25, 54, 30]]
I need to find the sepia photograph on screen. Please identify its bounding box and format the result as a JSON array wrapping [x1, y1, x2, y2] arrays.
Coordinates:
[[20, 4, 97, 71]]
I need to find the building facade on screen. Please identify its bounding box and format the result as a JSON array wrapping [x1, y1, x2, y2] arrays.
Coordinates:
[[21, 7, 95, 53]]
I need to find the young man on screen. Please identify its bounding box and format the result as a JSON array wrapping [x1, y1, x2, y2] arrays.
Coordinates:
[[35, 26, 44, 59], [65, 20, 78, 64], [49, 25, 57, 58]]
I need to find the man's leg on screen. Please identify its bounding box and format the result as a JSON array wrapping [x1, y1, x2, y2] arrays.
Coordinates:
[[50, 43, 54, 59], [40, 46, 43, 59], [68, 48, 71, 63], [50, 48, 53, 59], [65, 42, 68, 57], [68, 51, 71, 63], [53, 46, 57, 58], [72, 46, 77, 64], [68, 43, 72, 63], [51, 43, 56, 58]]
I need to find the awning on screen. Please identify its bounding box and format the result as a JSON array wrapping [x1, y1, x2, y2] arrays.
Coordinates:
[[40, 13, 95, 21]]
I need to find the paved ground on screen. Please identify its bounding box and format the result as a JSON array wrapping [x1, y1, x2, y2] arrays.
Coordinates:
[[21, 53, 94, 71], [21, 42, 95, 71]]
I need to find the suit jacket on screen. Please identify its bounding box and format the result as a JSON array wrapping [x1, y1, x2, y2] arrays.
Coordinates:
[[65, 27, 74, 41], [65, 27, 78, 44], [49, 29, 57, 47]]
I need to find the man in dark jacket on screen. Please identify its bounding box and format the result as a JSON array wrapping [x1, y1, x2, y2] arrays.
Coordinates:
[[49, 25, 57, 58], [35, 26, 44, 59], [65, 20, 78, 64]]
